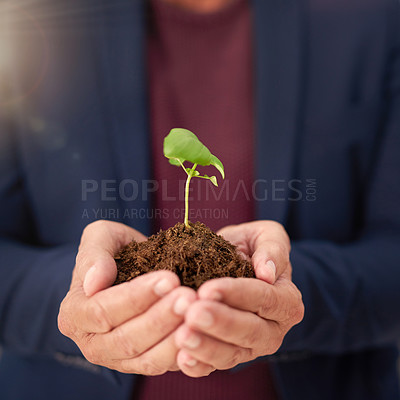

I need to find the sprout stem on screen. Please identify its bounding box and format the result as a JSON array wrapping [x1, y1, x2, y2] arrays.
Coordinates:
[[178, 159, 189, 176], [184, 163, 197, 227]]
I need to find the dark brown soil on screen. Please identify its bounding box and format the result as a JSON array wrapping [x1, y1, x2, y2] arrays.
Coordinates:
[[114, 222, 255, 290]]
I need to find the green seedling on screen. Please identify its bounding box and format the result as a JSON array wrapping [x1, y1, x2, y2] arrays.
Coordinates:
[[163, 128, 225, 228]]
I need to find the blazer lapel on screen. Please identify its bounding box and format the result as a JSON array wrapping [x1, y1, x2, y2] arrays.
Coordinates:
[[93, 0, 151, 234], [253, 0, 305, 224]]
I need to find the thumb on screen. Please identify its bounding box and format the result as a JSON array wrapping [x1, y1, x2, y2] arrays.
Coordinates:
[[83, 257, 117, 297], [74, 220, 147, 296], [218, 221, 290, 284], [252, 248, 277, 284]]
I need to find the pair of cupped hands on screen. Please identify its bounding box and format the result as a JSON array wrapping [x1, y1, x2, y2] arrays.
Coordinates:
[[58, 220, 304, 377]]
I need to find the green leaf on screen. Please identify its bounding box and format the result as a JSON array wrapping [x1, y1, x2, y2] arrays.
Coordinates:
[[198, 174, 218, 187], [168, 158, 182, 166], [208, 175, 218, 186], [163, 129, 225, 180], [210, 155, 225, 179], [164, 128, 212, 165]]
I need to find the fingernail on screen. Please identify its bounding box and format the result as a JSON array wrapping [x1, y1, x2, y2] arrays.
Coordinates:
[[266, 260, 276, 280], [194, 310, 213, 328], [207, 291, 223, 301], [83, 266, 97, 296], [174, 296, 191, 316], [183, 332, 201, 349], [154, 278, 174, 297], [185, 358, 197, 367]]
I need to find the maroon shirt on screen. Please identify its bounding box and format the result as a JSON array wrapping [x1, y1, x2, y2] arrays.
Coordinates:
[[137, 0, 279, 399], [148, 0, 254, 232]]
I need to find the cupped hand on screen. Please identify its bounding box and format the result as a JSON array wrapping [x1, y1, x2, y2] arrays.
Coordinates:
[[174, 221, 304, 377], [218, 220, 292, 284], [58, 220, 196, 375]]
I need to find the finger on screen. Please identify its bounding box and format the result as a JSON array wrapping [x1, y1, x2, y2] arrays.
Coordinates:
[[218, 221, 290, 284], [184, 300, 282, 354], [116, 332, 180, 375], [82, 264, 115, 298], [75, 220, 147, 295], [70, 270, 181, 333], [175, 324, 253, 370], [198, 277, 303, 323], [251, 238, 290, 284], [218, 221, 290, 253], [83, 287, 197, 360], [176, 349, 215, 378]]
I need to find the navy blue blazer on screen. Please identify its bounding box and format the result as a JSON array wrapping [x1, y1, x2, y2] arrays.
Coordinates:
[[0, 0, 399, 399]]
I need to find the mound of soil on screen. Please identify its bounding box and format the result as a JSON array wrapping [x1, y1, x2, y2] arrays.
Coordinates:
[[114, 222, 255, 290]]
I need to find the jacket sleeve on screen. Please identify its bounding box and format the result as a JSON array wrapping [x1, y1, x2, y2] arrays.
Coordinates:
[[0, 88, 81, 358], [0, 239, 81, 356], [0, 134, 132, 388], [281, 2, 400, 354]]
